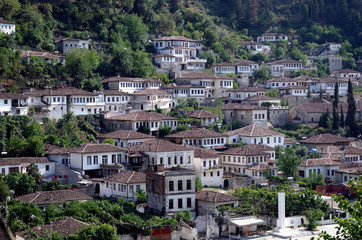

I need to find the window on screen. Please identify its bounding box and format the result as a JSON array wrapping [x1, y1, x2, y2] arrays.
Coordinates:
[[102, 155, 108, 165], [94, 156, 98, 165], [136, 185, 140, 192], [168, 157, 171, 165], [203, 172, 206, 177], [87, 156, 92, 165], [117, 154, 121, 163], [130, 186, 134, 192], [187, 198, 192, 208], [210, 172, 213, 177], [217, 171, 220, 176], [4, 100, 8, 104], [178, 180, 183, 190], [45, 165, 49, 171], [169, 181, 174, 191], [178, 198, 183, 208], [187, 180, 191, 190], [169, 199, 174, 209], [112, 155, 116, 164]]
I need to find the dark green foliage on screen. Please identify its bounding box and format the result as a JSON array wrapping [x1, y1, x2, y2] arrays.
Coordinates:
[[346, 79, 357, 136], [5, 172, 37, 195], [28, 162, 42, 182], [276, 147, 302, 179], [42, 181, 72, 191], [158, 125, 172, 138], [0, 175, 10, 202], [137, 126, 151, 135], [136, 189, 147, 203]]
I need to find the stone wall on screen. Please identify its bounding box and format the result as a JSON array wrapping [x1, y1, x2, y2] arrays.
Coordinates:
[[54, 163, 82, 185]]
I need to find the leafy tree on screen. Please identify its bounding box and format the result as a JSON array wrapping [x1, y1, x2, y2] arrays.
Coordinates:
[[175, 210, 192, 224], [176, 124, 190, 132], [252, 66, 273, 83], [0, 176, 10, 202], [0, 0, 20, 18], [136, 189, 147, 203], [28, 162, 42, 182], [195, 177, 203, 192], [340, 106, 345, 128], [319, 86, 323, 99], [131, 50, 155, 77], [307, 85, 311, 99], [346, 79, 357, 136], [265, 89, 280, 98], [232, 121, 244, 130], [305, 208, 324, 230], [137, 126, 150, 135], [158, 125, 172, 138], [249, 53, 268, 63], [5, 172, 37, 195], [199, 51, 216, 68], [102, 138, 115, 145], [276, 147, 302, 179], [119, 14, 148, 50], [318, 109, 331, 129], [295, 145, 308, 157]]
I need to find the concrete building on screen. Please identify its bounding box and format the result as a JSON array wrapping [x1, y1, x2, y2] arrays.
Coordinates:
[[240, 41, 271, 55], [96, 171, 146, 201], [335, 168, 362, 184], [97, 130, 155, 148], [324, 55, 342, 71], [103, 111, 178, 134], [242, 95, 281, 107], [103, 90, 131, 112], [0, 19, 15, 35], [225, 124, 285, 148], [220, 104, 268, 127], [164, 128, 227, 150], [163, 83, 206, 105]]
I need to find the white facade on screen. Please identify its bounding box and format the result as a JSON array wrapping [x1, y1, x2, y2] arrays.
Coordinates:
[[0, 94, 28, 116], [100, 180, 146, 201], [299, 164, 340, 180], [103, 77, 161, 93], [0, 20, 15, 35], [0, 161, 55, 177], [257, 33, 288, 42]]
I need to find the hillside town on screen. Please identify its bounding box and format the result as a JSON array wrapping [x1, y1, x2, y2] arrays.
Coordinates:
[[1, 1, 362, 239]]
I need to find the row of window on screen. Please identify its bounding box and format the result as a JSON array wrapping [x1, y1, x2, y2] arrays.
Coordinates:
[[86, 154, 123, 165], [169, 180, 192, 191], [105, 182, 141, 193], [254, 113, 266, 119], [223, 155, 268, 164], [169, 198, 192, 209], [343, 156, 362, 162], [184, 138, 225, 146], [220, 81, 233, 87], [203, 160, 217, 167], [251, 137, 281, 145], [135, 120, 177, 129], [107, 96, 129, 103], [150, 155, 191, 165], [203, 171, 220, 177]]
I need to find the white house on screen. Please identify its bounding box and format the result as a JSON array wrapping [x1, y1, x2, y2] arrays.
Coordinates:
[[69, 143, 127, 177], [164, 128, 227, 150], [103, 90, 131, 112], [97, 129, 155, 148], [102, 76, 161, 93], [299, 158, 341, 180], [97, 171, 146, 201], [331, 69, 361, 79], [20, 51, 65, 64], [131, 89, 173, 111], [266, 77, 298, 89], [279, 85, 308, 96], [240, 41, 271, 55], [0, 92, 28, 116], [25, 87, 105, 119], [257, 33, 288, 42], [0, 157, 55, 177], [186, 109, 219, 126], [266, 59, 304, 77], [228, 87, 266, 103], [225, 124, 285, 148], [163, 83, 206, 104], [103, 111, 178, 134], [335, 168, 362, 184], [0, 19, 16, 35], [191, 147, 223, 188]]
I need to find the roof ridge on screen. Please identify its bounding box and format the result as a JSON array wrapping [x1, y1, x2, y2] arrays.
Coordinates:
[[127, 171, 135, 184], [30, 192, 42, 203]]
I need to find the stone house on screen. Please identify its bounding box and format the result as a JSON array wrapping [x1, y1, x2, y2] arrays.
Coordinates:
[[289, 102, 360, 124], [16, 190, 92, 211], [266, 77, 298, 89], [0, 92, 28, 116], [279, 85, 308, 97], [225, 124, 284, 148], [97, 130, 155, 148], [163, 83, 206, 105], [196, 190, 239, 216], [299, 158, 341, 180], [300, 134, 356, 150], [186, 109, 219, 126], [324, 55, 342, 71], [175, 72, 234, 98], [54, 37, 89, 54], [331, 69, 361, 79], [245, 162, 278, 184], [20, 51, 65, 64], [334, 168, 362, 184], [191, 147, 223, 188], [320, 42, 342, 56], [102, 76, 161, 93], [242, 95, 281, 106], [227, 87, 266, 103], [220, 104, 268, 127], [0, 19, 15, 35], [103, 111, 178, 134], [164, 128, 227, 150], [96, 171, 146, 201], [103, 90, 131, 113]]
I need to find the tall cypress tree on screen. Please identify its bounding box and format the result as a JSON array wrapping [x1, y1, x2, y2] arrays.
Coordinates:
[[345, 79, 356, 136], [332, 82, 339, 130], [319, 86, 323, 99], [340, 106, 345, 128]]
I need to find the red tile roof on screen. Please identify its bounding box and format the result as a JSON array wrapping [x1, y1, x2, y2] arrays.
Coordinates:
[[225, 124, 283, 137], [24, 87, 98, 96], [187, 109, 218, 119], [97, 130, 155, 140], [188, 146, 220, 158], [107, 111, 177, 122], [0, 157, 51, 166], [196, 190, 239, 203], [221, 144, 274, 156], [165, 128, 227, 139], [17, 190, 93, 205]]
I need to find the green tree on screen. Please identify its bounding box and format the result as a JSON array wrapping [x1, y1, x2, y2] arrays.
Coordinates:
[[158, 125, 172, 138], [345, 79, 356, 136], [195, 177, 203, 192], [28, 162, 42, 182], [0, 176, 10, 201], [305, 208, 324, 230], [340, 106, 345, 128], [119, 14, 148, 50], [276, 147, 302, 179], [75, 224, 118, 240], [0, 0, 20, 18], [252, 66, 272, 83], [265, 89, 280, 98], [131, 50, 155, 78], [249, 53, 268, 63], [137, 126, 150, 135], [136, 189, 147, 203], [307, 85, 312, 99], [5, 172, 37, 195], [319, 86, 323, 99], [102, 138, 115, 145]]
